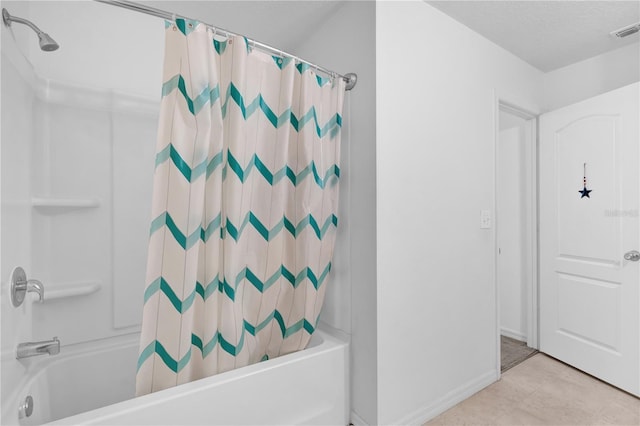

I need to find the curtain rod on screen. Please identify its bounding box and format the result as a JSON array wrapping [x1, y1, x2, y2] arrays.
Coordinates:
[[93, 0, 357, 90]]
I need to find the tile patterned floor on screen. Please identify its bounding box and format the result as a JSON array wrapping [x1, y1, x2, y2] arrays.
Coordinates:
[[501, 335, 537, 373], [426, 353, 640, 425]]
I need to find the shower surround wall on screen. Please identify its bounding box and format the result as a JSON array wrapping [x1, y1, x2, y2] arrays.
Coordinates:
[[1, 3, 36, 404], [0, 0, 165, 351], [30, 82, 158, 344]]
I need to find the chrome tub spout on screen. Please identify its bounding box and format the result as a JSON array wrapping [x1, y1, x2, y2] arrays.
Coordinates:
[[17, 337, 60, 359]]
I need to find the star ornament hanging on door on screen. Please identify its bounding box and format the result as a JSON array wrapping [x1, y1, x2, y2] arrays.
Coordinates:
[[579, 187, 592, 198], [579, 162, 592, 199]]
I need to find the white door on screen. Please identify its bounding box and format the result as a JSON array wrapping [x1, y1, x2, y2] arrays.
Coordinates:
[[539, 82, 639, 397]]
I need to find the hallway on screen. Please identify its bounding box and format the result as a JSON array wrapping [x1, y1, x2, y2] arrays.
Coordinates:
[[426, 354, 640, 425]]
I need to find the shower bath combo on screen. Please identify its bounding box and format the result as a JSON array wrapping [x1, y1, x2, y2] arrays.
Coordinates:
[[1, 1, 354, 424]]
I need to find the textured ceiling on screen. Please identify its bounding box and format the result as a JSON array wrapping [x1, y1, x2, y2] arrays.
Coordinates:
[[427, 1, 640, 72]]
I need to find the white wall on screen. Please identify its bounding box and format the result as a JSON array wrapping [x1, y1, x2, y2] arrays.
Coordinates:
[[293, 2, 377, 424], [543, 42, 640, 112], [497, 120, 527, 341], [376, 1, 542, 424]]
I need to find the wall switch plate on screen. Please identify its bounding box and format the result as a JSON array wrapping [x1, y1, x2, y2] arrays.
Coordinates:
[[480, 209, 492, 229]]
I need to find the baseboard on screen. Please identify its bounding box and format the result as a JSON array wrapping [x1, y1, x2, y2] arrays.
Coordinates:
[[500, 327, 527, 342], [390, 370, 498, 425], [350, 410, 368, 425]]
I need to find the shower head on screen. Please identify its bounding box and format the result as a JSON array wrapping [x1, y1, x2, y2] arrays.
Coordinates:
[[2, 8, 59, 52], [37, 32, 59, 52]]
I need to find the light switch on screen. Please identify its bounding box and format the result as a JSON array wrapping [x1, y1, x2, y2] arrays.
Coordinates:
[[480, 209, 492, 229]]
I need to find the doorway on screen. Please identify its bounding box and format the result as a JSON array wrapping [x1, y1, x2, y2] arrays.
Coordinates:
[[496, 101, 538, 373]]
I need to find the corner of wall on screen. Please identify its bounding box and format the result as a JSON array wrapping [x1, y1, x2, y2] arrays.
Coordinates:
[[293, 1, 378, 424]]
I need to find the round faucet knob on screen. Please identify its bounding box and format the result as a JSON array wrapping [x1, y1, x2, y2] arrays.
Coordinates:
[[18, 395, 34, 419]]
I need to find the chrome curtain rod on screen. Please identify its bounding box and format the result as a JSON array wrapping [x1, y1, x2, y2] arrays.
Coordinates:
[[93, 0, 357, 90]]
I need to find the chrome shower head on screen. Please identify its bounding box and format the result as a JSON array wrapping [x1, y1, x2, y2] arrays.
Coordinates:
[[2, 8, 59, 52], [38, 32, 59, 52]]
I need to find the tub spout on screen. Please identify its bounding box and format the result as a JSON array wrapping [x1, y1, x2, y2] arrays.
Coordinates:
[[17, 337, 60, 359]]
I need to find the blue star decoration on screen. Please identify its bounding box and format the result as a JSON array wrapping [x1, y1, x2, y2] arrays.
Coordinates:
[[579, 187, 592, 198]]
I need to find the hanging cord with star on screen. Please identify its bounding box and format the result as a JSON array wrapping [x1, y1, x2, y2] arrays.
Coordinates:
[[579, 162, 592, 198]]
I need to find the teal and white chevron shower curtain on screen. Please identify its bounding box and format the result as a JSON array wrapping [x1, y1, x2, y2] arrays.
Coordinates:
[[135, 19, 345, 395]]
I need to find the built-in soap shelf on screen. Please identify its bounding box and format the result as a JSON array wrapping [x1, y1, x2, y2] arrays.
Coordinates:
[[44, 281, 102, 301], [31, 197, 101, 214]]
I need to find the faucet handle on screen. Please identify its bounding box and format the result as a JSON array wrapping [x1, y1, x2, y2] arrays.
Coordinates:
[[10, 267, 45, 307], [26, 279, 44, 302]]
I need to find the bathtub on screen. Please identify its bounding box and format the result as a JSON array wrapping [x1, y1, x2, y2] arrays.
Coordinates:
[[3, 329, 348, 425]]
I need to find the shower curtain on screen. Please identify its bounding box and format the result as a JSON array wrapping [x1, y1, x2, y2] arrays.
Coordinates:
[[136, 19, 345, 395]]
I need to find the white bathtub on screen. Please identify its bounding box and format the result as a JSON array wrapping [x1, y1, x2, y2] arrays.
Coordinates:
[[3, 329, 348, 425]]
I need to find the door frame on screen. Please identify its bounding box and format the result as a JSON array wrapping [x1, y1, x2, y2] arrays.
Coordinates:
[[493, 96, 539, 377]]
